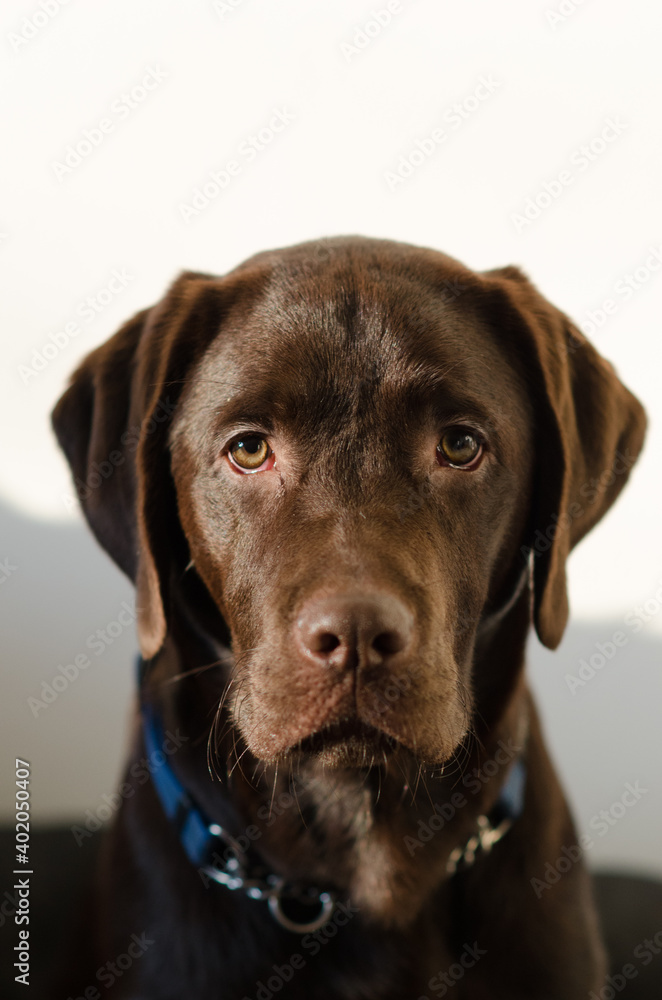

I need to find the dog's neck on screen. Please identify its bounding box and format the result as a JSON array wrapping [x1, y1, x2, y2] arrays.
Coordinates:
[[140, 587, 531, 928]]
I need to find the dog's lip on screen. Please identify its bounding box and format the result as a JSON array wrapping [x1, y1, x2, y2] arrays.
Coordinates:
[[291, 718, 402, 757]]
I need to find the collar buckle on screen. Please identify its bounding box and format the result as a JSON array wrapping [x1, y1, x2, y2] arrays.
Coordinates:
[[202, 822, 253, 891], [445, 755, 527, 875], [446, 814, 514, 875], [200, 823, 337, 931]]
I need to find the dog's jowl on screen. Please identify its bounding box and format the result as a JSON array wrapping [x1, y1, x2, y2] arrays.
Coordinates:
[[53, 237, 646, 998]]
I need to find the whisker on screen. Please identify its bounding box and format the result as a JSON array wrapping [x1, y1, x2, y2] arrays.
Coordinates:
[[227, 739, 253, 779], [291, 770, 308, 829], [268, 763, 279, 821], [412, 763, 423, 805], [161, 657, 230, 687], [417, 768, 436, 811]]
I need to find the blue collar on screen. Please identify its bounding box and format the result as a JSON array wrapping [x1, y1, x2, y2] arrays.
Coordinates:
[[140, 691, 336, 933], [139, 664, 527, 927]]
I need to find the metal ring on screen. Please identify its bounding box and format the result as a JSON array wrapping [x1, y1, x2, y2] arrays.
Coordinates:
[[267, 883, 335, 934]]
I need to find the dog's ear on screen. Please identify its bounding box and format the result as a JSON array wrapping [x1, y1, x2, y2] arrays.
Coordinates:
[[481, 265, 647, 650], [52, 271, 233, 658]]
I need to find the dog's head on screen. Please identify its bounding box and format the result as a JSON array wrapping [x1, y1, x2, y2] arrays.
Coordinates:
[[53, 237, 646, 769]]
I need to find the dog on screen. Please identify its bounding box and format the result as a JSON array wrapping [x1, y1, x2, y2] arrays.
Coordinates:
[[52, 236, 646, 998]]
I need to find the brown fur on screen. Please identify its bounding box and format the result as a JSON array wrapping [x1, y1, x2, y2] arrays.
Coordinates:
[[52, 237, 646, 998]]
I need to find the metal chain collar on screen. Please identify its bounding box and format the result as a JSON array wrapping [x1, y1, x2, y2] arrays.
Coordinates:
[[202, 822, 335, 933], [446, 814, 514, 876]]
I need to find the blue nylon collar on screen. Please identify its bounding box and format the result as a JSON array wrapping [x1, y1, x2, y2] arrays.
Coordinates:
[[139, 660, 527, 890], [140, 684, 338, 933], [493, 756, 527, 822], [141, 696, 220, 870]]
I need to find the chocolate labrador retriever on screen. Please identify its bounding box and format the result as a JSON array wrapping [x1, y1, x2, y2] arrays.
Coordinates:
[[52, 237, 646, 999]]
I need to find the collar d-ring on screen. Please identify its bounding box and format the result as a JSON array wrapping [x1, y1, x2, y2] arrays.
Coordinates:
[[267, 880, 336, 933]]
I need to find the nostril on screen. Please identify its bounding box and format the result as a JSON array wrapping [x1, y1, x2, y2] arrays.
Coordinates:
[[315, 632, 341, 654], [372, 630, 406, 656]]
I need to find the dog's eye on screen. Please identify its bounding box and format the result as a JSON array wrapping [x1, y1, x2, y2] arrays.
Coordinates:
[[228, 436, 273, 473], [436, 429, 483, 469]]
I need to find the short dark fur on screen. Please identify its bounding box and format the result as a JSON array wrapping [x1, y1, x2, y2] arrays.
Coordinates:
[[52, 237, 646, 998]]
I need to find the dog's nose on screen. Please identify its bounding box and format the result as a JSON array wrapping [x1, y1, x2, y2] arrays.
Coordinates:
[[295, 593, 413, 671]]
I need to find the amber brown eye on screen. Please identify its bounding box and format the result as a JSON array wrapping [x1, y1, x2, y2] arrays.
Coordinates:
[[228, 436, 271, 471], [437, 429, 483, 468]]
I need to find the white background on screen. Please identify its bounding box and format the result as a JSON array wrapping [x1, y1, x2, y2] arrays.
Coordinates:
[[1, 0, 660, 877]]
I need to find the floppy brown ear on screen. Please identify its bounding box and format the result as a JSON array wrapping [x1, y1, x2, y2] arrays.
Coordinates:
[[52, 271, 232, 658], [480, 266, 647, 650]]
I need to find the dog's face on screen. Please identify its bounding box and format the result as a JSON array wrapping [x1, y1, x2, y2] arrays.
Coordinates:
[[168, 258, 535, 766], [52, 238, 646, 770]]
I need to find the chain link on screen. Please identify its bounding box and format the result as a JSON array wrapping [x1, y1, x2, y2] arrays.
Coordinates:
[[446, 814, 513, 875]]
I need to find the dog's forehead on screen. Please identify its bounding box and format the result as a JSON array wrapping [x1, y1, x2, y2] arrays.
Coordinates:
[[193, 256, 525, 429]]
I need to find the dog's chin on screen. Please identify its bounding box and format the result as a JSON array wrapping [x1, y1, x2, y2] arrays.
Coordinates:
[[275, 720, 412, 769]]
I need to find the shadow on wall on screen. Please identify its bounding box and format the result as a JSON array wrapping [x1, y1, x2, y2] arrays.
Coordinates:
[[1, 497, 661, 879], [528, 614, 662, 881], [0, 498, 136, 821]]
